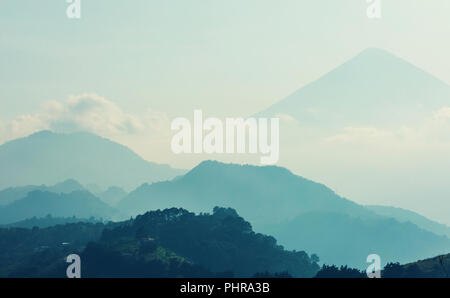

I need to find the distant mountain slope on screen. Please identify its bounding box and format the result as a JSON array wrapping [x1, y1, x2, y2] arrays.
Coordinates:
[[119, 160, 450, 268], [119, 160, 376, 227], [0, 190, 119, 224], [2, 214, 100, 229], [267, 211, 450, 269], [258, 48, 450, 128], [0, 131, 185, 190], [0, 179, 85, 206], [366, 205, 450, 238]]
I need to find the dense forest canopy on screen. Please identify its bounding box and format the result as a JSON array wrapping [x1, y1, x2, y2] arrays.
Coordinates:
[[0, 207, 319, 278]]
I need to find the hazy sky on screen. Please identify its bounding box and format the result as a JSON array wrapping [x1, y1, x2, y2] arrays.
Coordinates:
[[1, 0, 449, 119], [1, 1, 450, 223]]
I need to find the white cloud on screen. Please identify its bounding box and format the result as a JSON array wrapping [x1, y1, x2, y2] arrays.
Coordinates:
[[0, 94, 170, 144], [0, 114, 47, 144], [46, 94, 147, 135], [325, 127, 397, 143], [325, 106, 450, 145]]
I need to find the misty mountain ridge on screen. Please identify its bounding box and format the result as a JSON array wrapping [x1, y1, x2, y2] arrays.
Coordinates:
[[0, 130, 185, 191], [119, 160, 376, 226], [268, 211, 450, 269], [0, 179, 85, 206], [0, 190, 120, 225], [0, 179, 129, 208], [366, 205, 450, 238]]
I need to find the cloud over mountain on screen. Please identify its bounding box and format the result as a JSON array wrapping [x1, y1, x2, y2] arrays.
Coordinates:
[[0, 94, 170, 145]]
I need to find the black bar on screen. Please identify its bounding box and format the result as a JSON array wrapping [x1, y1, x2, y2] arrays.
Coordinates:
[[0, 278, 446, 296]]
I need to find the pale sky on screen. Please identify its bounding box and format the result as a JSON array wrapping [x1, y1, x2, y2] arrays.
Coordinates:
[[1, 0, 450, 224], [1, 0, 449, 120]]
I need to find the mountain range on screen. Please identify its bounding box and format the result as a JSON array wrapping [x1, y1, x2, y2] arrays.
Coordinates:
[[0, 131, 185, 191], [1, 130, 449, 269], [0, 179, 129, 224], [119, 160, 450, 268]]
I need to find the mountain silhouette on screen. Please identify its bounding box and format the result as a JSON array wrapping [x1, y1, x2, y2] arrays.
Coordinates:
[[0, 131, 185, 190], [119, 160, 376, 225], [0, 179, 85, 206], [0, 190, 119, 224], [367, 205, 450, 238], [119, 160, 450, 268], [258, 48, 450, 128]]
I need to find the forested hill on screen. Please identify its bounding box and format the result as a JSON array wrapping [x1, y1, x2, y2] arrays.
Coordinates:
[[101, 207, 320, 277], [0, 207, 319, 278]]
